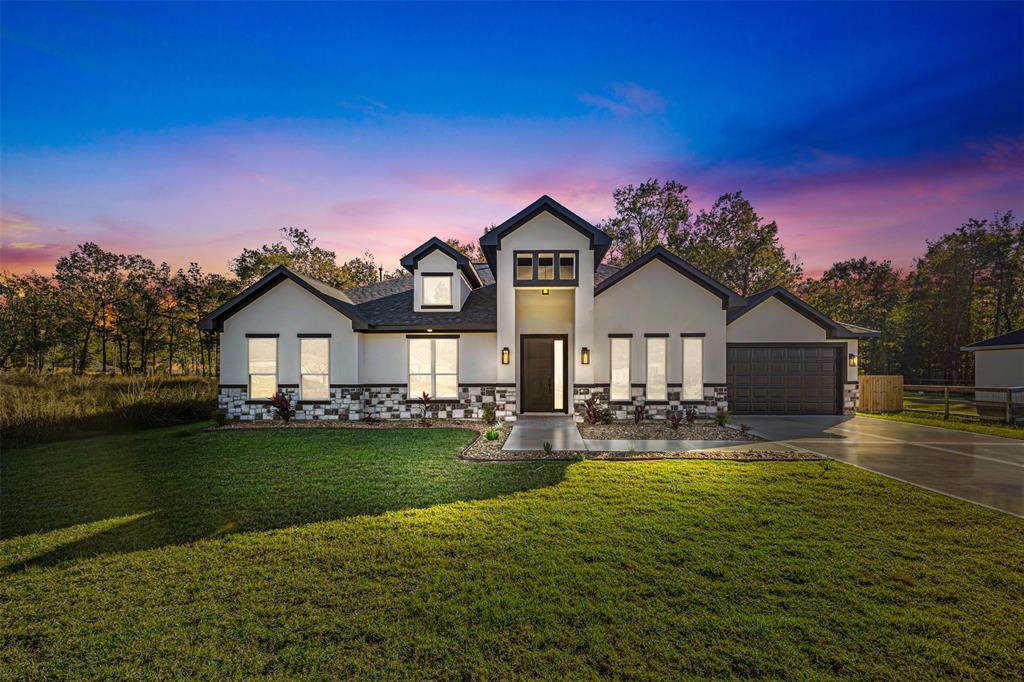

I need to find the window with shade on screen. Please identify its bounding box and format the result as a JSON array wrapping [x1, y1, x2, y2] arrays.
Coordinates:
[[682, 336, 704, 400], [513, 250, 579, 286], [646, 337, 667, 401], [408, 337, 458, 399], [421, 274, 452, 307], [299, 337, 330, 400], [248, 337, 277, 400], [610, 337, 631, 401]]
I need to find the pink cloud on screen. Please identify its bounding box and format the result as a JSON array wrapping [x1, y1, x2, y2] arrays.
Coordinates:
[[578, 82, 666, 116]]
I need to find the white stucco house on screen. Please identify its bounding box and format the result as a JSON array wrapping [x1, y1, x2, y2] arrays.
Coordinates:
[[200, 196, 877, 422]]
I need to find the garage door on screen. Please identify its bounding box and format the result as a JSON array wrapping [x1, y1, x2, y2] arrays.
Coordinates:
[[727, 345, 841, 414]]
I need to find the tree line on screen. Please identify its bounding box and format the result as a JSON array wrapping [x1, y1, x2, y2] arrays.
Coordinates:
[[2, 179, 1021, 382]]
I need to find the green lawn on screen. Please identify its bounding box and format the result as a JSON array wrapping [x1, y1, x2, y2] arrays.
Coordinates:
[[2, 425, 1022, 679], [859, 410, 1024, 440]]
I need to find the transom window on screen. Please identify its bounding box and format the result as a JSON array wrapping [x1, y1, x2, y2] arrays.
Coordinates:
[[408, 337, 458, 399], [247, 336, 277, 400], [513, 250, 579, 286], [421, 274, 453, 307], [299, 337, 330, 400]]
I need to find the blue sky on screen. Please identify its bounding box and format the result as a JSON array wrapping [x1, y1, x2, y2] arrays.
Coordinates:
[[2, 1, 1022, 275]]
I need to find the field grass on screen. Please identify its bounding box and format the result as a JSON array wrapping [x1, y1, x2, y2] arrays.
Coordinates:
[[859, 410, 1024, 440], [0, 373, 217, 447], [3, 425, 1022, 679]]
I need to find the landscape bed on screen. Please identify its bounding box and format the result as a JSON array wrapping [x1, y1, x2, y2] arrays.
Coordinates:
[[578, 419, 759, 441], [2, 423, 1022, 679]]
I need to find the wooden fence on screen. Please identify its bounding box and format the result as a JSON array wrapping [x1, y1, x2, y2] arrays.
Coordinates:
[[858, 375, 904, 413]]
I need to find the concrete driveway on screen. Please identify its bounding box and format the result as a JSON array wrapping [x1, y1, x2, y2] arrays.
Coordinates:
[[738, 415, 1024, 517]]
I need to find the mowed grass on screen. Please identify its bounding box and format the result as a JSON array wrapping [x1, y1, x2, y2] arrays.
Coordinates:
[[2, 426, 1022, 679], [859, 409, 1024, 440]]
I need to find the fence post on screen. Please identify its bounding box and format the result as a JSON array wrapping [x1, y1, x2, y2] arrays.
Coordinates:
[[943, 387, 949, 420], [1007, 389, 1013, 425]]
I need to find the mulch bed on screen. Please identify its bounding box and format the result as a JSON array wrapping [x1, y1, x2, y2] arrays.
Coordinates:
[[578, 420, 760, 441]]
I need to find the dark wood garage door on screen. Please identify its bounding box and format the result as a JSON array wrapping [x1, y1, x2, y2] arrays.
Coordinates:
[[727, 344, 841, 414]]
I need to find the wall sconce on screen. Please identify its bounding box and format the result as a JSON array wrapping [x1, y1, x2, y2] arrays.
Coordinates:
[[501, 347, 510, 365], [581, 347, 590, 365], [541, 288, 550, 295], [848, 353, 858, 367]]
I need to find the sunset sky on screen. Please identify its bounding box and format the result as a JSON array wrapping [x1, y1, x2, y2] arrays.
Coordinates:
[[2, 2, 1022, 278]]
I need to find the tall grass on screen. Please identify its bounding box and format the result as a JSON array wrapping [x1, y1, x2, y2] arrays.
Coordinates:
[[1, 374, 217, 447]]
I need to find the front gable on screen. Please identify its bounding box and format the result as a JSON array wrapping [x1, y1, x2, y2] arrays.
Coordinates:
[[726, 295, 828, 343]]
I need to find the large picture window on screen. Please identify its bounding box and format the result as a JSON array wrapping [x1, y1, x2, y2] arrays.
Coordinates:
[[248, 336, 277, 400], [610, 336, 631, 401], [682, 336, 704, 400], [421, 274, 452, 307], [299, 337, 329, 400], [646, 337, 667, 401], [408, 337, 458, 399]]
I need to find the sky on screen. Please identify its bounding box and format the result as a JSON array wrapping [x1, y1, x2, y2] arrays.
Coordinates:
[[2, 1, 1022, 278]]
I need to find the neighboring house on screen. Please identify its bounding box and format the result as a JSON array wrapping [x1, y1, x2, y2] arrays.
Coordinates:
[[199, 195, 878, 422], [962, 328, 1024, 416]]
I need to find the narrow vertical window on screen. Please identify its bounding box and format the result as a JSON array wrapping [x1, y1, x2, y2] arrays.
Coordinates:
[[682, 337, 704, 400], [408, 338, 433, 398], [516, 254, 534, 281], [536, 253, 555, 280], [646, 337, 667, 401], [300, 337, 329, 400], [558, 253, 575, 281], [610, 337, 631, 401], [408, 338, 459, 399], [248, 337, 277, 399], [553, 338, 564, 410], [421, 275, 452, 307]]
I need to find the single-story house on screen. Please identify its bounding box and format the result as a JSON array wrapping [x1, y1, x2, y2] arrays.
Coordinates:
[[199, 195, 878, 422], [962, 328, 1024, 416]]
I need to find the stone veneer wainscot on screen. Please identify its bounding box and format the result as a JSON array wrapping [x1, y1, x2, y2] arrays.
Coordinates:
[[572, 384, 728, 422]]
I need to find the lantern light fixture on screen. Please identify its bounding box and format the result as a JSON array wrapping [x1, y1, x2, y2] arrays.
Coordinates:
[[581, 347, 590, 365], [541, 288, 550, 295], [501, 347, 510, 365], [848, 353, 858, 367]]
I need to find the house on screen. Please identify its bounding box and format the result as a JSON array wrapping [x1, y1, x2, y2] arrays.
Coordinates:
[[962, 328, 1024, 418], [199, 195, 878, 422]]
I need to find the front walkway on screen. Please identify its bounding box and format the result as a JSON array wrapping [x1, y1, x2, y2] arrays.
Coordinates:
[[503, 416, 751, 454]]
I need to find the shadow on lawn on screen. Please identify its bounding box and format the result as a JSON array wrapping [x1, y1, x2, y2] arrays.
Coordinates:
[[1, 425, 569, 572]]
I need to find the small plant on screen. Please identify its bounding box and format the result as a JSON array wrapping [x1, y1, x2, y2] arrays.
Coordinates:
[[583, 396, 603, 425], [418, 391, 432, 426], [685, 407, 698, 425], [740, 423, 751, 435], [600, 408, 613, 425], [484, 428, 499, 441], [633, 402, 645, 425], [270, 391, 295, 422], [211, 409, 227, 427], [481, 402, 497, 425], [715, 408, 730, 426], [573, 453, 585, 462], [668, 411, 683, 431], [543, 441, 552, 453]]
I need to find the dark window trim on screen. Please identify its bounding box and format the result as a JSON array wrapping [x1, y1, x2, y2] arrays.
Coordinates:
[[218, 384, 247, 389], [512, 249, 580, 287], [244, 399, 273, 405], [680, 332, 707, 337], [645, 400, 670, 406], [405, 334, 461, 339], [420, 272, 454, 308], [246, 333, 279, 338], [297, 400, 331, 406], [608, 333, 634, 338], [421, 271, 454, 276], [420, 304, 454, 310], [297, 333, 331, 338], [277, 383, 299, 388], [644, 332, 670, 338]]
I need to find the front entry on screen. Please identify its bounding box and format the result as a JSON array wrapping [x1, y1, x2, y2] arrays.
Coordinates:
[[520, 334, 568, 413]]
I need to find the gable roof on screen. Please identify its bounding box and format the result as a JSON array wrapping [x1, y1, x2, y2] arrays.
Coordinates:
[[479, 195, 612, 274], [962, 327, 1024, 351], [594, 246, 746, 311], [198, 265, 364, 332], [354, 285, 496, 332], [727, 286, 880, 339], [398, 237, 483, 288]]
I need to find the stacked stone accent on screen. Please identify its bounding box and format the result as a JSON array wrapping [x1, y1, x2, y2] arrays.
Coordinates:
[[843, 382, 859, 415], [572, 384, 728, 422], [218, 384, 518, 422]]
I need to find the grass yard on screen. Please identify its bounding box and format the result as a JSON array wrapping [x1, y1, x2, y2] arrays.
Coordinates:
[[859, 409, 1024, 440], [2, 425, 1022, 679]]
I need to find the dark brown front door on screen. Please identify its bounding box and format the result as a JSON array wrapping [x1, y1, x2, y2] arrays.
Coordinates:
[[521, 335, 568, 413]]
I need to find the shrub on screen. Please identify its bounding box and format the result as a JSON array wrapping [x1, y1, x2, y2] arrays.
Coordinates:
[[419, 391, 432, 426], [543, 441, 552, 453], [484, 428, 499, 441], [211, 409, 227, 427], [600, 408, 613, 425], [481, 402, 497, 425], [270, 392, 295, 422], [715, 408, 730, 426], [583, 396, 603, 425], [740, 423, 751, 435], [668, 411, 683, 431], [685, 407, 698, 425], [633, 402, 644, 425]]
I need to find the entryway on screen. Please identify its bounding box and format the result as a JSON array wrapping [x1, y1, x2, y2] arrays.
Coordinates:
[[520, 334, 568, 413]]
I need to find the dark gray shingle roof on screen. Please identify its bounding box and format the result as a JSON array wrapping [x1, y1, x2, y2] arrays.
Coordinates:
[[962, 328, 1024, 350], [355, 285, 496, 331]]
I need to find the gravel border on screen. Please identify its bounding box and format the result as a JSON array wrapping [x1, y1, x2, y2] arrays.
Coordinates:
[[578, 420, 760, 441]]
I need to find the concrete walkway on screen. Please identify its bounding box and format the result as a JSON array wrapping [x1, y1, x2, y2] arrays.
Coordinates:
[[739, 415, 1024, 517], [503, 415, 587, 451]]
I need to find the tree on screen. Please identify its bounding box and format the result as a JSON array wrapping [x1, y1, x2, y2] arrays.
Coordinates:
[[444, 237, 482, 262], [599, 179, 693, 266]]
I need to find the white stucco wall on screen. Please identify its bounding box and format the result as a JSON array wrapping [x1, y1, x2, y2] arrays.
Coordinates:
[[413, 249, 471, 312], [219, 279, 359, 385], [358, 332, 497, 384], [974, 348, 1024, 405], [494, 211, 595, 386], [726, 295, 859, 382], [593, 258, 728, 384]]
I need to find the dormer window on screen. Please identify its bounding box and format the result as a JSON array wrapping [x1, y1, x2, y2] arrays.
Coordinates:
[[421, 273, 453, 308], [513, 250, 579, 287]]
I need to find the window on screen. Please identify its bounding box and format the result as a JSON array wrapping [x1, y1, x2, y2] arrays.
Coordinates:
[[682, 336, 703, 400], [248, 337, 277, 399], [421, 274, 452, 307], [408, 337, 458, 399], [516, 254, 534, 281], [537, 253, 554, 280], [553, 338, 564, 410], [559, 253, 575, 281], [610, 337, 631, 401], [300, 337, 329, 400], [646, 337, 667, 401]]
